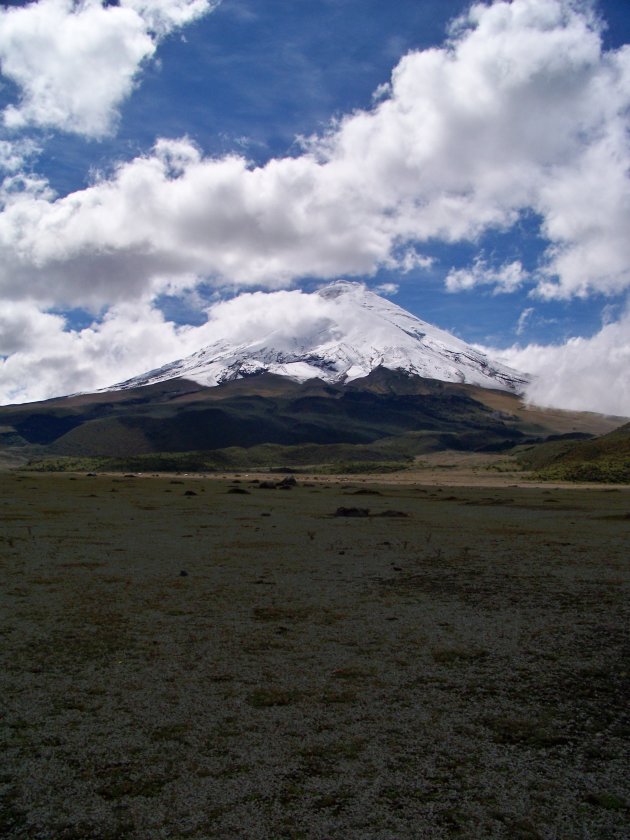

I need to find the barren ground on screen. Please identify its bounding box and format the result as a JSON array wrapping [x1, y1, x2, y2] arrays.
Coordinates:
[[0, 470, 628, 839]]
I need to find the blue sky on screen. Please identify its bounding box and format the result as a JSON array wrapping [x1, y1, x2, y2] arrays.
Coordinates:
[[0, 0, 630, 411]]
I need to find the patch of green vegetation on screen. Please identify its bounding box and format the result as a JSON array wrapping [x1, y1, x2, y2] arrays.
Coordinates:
[[514, 440, 581, 470], [515, 423, 630, 483], [25, 453, 219, 473], [311, 460, 408, 474], [536, 460, 630, 483]]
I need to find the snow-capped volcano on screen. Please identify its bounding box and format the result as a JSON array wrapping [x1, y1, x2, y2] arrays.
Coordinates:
[[111, 281, 527, 393]]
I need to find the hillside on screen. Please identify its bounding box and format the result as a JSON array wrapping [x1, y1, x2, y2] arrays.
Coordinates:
[[1, 368, 626, 472], [517, 422, 630, 483]]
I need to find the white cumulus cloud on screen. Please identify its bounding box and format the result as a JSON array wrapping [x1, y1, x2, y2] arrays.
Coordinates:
[[446, 259, 529, 293], [0, 299, 208, 404], [0, 138, 39, 173], [374, 282, 399, 296], [492, 308, 630, 417], [124, 0, 218, 36], [0, 0, 217, 138]]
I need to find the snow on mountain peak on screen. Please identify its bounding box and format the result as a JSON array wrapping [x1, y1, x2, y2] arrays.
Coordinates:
[[317, 279, 361, 300], [110, 281, 528, 393]]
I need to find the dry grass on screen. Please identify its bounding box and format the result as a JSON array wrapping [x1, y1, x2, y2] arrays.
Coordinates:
[[0, 471, 628, 838]]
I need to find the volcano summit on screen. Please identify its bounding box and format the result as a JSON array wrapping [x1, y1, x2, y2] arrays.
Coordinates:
[[111, 281, 527, 394]]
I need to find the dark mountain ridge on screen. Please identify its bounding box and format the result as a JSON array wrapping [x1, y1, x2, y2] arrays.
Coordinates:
[[0, 368, 625, 467]]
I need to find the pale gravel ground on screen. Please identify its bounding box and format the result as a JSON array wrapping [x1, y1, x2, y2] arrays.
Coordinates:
[[0, 472, 628, 839]]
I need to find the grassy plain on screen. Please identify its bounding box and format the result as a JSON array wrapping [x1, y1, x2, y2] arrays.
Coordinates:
[[0, 469, 628, 839]]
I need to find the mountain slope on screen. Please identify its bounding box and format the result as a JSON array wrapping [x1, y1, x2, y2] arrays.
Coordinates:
[[1, 369, 625, 468], [111, 281, 528, 393], [17, 371, 525, 458]]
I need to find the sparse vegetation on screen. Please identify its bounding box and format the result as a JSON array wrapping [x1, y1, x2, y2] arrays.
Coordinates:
[[0, 471, 628, 838], [23, 448, 414, 475]]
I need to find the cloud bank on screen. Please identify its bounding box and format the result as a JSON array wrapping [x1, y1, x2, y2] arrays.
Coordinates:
[[494, 307, 630, 417], [0, 298, 208, 404]]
